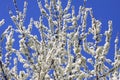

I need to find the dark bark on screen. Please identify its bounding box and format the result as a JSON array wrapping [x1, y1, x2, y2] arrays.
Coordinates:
[[0, 61, 8, 80]]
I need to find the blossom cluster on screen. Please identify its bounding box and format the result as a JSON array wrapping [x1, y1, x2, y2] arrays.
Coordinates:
[[0, 0, 120, 80]]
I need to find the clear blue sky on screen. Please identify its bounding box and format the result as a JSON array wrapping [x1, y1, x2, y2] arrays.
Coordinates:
[[0, 0, 120, 75], [0, 0, 120, 41]]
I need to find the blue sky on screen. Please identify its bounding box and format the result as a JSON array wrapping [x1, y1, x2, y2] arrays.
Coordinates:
[[0, 0, 120, 78], [0, 0, 120, 42], [0, 0, 120, 34]]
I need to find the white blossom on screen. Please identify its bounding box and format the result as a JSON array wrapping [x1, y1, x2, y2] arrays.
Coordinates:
[[0, 19, 5, 27], [0, 0, 119, 80]]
